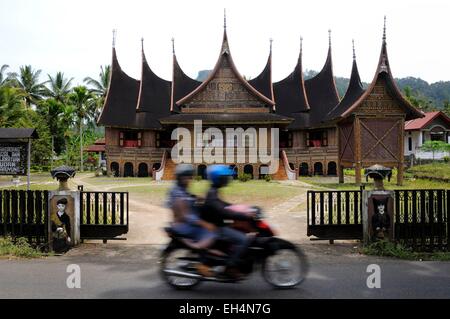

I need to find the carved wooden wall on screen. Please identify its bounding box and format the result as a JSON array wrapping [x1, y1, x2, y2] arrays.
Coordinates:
[[184, 57, 266, 110]]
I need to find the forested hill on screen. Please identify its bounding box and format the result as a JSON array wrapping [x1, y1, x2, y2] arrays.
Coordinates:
[[196, 69, 450, 112], [304, 70, 450, 111]]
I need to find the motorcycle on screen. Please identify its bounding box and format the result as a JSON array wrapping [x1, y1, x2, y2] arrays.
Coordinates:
[[160, 207, 308, 290]]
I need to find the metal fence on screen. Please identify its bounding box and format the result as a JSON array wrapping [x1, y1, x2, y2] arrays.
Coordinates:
[[307, 188, 449, 251], [307, 190, 363, 240], [0, 190, 49, 244], [394, 189, 449, 251], [79, 191, 129, 241]]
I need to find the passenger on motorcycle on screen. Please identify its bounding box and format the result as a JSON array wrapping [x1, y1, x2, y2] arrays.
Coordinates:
[[166, 164, 218, 277], [203, 165, 256, 279]]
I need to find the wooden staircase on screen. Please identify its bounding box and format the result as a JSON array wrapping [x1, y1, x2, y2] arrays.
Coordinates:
[[272, 158, 288, 180], [162, 157, 176, 180]]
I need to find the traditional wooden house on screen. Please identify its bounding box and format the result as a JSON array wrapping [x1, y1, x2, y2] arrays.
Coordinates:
[[98, 18, 423, 184]]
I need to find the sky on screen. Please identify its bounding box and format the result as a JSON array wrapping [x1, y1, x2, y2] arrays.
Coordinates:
[[1, 0, 449, 86]]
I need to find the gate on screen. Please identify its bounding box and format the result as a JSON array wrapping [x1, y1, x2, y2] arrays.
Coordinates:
[[307, 190, 362, 241], [394, 189, 449, 251], [307, 188, 449, 251], [79, 191, 129, 242], [0, 190, 49, 244], [0, 189, 129, 244]]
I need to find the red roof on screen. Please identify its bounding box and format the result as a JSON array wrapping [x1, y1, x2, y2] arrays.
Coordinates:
[[405, 111, 450, 130], [85, 144, 105, 153], [94, 138, 105, 145]]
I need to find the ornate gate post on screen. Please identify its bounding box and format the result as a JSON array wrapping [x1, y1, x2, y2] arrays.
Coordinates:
[[362, 165, 395, 245], [48, 166, 80, 253]]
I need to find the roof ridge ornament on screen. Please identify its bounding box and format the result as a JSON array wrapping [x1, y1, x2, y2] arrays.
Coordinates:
[[300, 36, 303, 55], [383, 15, 387, 42], [112, 29, 117, 48], [224, 8, 227, 29], [171, 37, 175, 54], [269, 38, 273, 53], [328, 29, 332, 48], [352, 39, 356, 60]]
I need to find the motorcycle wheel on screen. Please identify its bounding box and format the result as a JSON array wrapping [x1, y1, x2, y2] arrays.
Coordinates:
[[262, 246, 308, 289], [160, 247, 201, 290]]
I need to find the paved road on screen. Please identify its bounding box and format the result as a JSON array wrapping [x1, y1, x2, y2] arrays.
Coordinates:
[[1, 244, 449, 299]]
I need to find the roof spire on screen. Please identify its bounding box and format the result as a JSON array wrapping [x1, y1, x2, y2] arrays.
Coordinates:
[[171, 37, 175, 54], [352, 39, 356, 60], [224, 8, 227, 29], [300, 36, 303, 56], [269, 38, 273, 53], [112, 29, 117, 48], [383, 16, 387, 42], [328, 29, 332, 48], [141, 37, 144, 51]]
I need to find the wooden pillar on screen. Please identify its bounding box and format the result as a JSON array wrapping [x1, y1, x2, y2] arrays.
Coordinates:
[[338, 165, 344, 183], [397, 117, 405, 186], [354, 118, 362, 186]]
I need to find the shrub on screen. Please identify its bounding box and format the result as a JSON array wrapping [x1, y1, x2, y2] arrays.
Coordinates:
[[0, 236, 43, 258], [444, 156, 450, 163], [264, 174, 272, 182], [238, 173, 252, 182], [194, 175, 203, 181]]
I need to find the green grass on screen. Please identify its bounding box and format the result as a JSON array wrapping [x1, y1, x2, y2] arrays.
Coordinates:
[[300, 174, 450, 191], [362, 240, 450, 261], [0, 237, 45, 258], [407, 163, 450, 181], [110, 180, 303, 209]]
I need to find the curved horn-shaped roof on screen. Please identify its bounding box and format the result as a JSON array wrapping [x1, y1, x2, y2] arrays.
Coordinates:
[[339, 24, 423, 121], [304, 36, 341, 126], [325, 42, 365, 122], [176, 29, 275, 107], [249, 46, 274, 103], [97, 47, 142, 128], [170, 52, 202, 113]]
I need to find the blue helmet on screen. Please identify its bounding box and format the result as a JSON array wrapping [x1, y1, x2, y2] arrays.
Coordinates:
[[207, 165, 234, 188]]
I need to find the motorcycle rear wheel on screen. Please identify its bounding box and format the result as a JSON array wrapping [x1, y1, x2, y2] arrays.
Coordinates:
[[160, 247, 201, 290], [262, 246, 308, 289]]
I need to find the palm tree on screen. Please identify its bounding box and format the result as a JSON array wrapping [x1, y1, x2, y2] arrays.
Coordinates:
[[44, 72, 73, 103], [84, 65, 110, 97], [0, 64, 9, 87], [68, 86, 95, 171], [0, 86, 26, 127], [11, 65, 46, 107]]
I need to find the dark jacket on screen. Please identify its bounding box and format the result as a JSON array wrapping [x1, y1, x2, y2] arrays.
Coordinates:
[[202, 187, 250, 227]]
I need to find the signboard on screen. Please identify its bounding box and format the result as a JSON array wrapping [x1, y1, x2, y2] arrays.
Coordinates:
[[0, 142, 27, 176]]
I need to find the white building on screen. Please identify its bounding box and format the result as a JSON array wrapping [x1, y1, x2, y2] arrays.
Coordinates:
[[404, 111, 450, 160]]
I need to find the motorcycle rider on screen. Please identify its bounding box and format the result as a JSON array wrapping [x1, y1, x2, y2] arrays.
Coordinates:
[[203, 165, 256, 279], [166, 164, 218, 277]]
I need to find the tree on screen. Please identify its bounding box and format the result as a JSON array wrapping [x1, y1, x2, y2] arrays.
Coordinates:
[[0, 65, 12, 87], [420, 140, 450, 161], [44, 72, 73, 103], [84, 65, 110, 97], [0, 86, 26, 127], [68, 86, 95, 171], [84, 65, 110, 124], [10, 65, 46, 108]]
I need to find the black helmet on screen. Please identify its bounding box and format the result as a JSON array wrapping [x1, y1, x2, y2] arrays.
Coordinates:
[[175, 164, 194, 179]]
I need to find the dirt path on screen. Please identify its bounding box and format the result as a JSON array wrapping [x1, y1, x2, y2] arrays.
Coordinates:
[[74, 176, 313, 244]]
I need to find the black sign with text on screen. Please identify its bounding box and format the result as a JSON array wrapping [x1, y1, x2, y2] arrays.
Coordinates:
[[0, 142, 27, 175]]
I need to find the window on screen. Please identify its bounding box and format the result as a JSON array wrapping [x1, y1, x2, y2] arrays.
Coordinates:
[[306, 130, 328, 147], [120, 131, 142, 148]]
